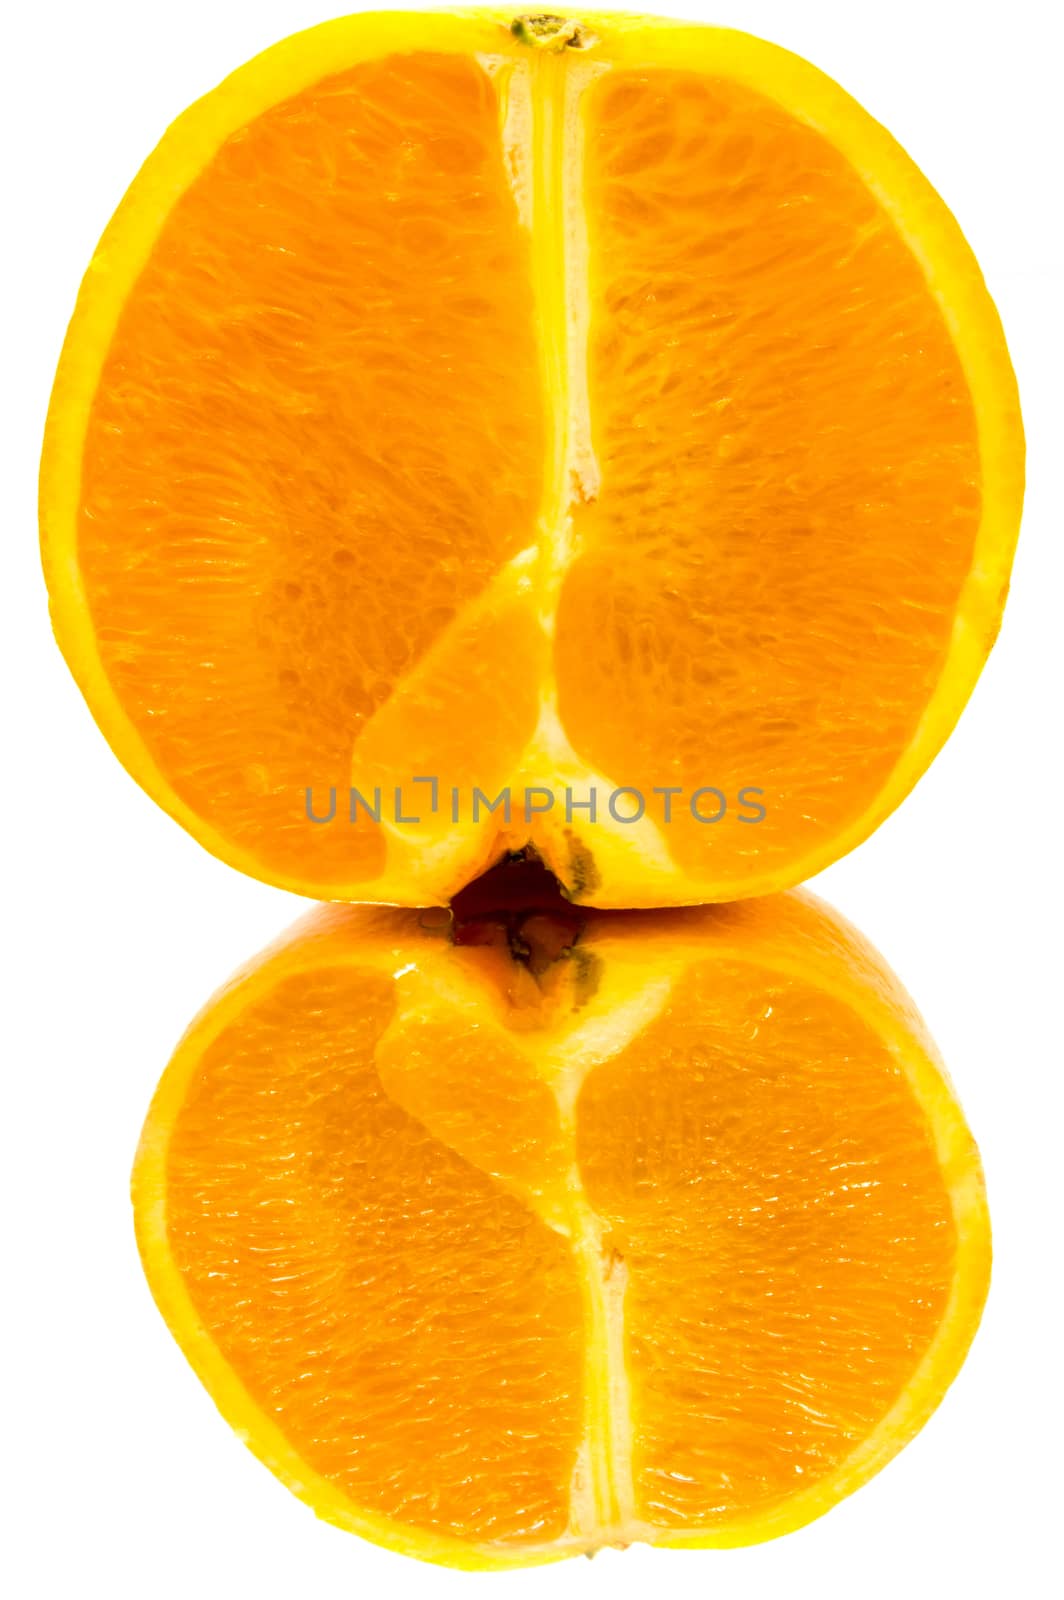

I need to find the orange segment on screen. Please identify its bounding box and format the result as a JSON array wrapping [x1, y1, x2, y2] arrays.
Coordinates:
[[134, 879, 989, 1567], [560, 69, 982, 889], [578, 958, 958, 1529], [43, 12, 1024, 904], [74, 48, 544, 889], [375, 1009, 571, 1219], [163, 962, 585, 1549]]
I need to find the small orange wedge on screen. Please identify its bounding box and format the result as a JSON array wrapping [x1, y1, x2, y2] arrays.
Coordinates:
[[134, 867, 989, 1567], [42, 10, 1023, 906]]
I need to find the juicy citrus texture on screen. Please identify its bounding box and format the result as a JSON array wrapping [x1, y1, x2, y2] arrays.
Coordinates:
[[134, 879, 989, 1566], [42, 11, 1023, 906], [562, 69, 983, 886], [77, 52, 545, 888], [167, 967, 585, 1545], [577, 963, 958, 1526]]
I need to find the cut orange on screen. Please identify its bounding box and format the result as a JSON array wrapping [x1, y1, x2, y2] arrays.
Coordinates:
[[134, 866, 989, 1567], [42, 11, 1024, 905]]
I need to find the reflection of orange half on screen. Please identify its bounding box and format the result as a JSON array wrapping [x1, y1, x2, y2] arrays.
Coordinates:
[[134, 883, 989, 1567], [43, 11, 1023, 905]]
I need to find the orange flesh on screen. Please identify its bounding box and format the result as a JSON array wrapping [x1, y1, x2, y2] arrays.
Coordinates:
[[160, 925, 960, 1548], [559, 71, 980, 886], [166, 965, 585, 1544], [65, 39, 996, 901], [578, 959, 956, 1523], [79, 54, 544, 887]]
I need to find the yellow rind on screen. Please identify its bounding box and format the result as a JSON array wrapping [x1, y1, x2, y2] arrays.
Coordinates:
[[132, 889, 991, 1567], [41, 10, 1024, 906]]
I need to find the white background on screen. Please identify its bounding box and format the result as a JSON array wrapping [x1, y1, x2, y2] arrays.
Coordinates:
[[3, 1, 1062, 1595]]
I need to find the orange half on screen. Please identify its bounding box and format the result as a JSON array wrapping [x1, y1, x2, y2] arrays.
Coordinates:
[[134, 875, 990, 1566], [42, 11, 1024, 904]]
